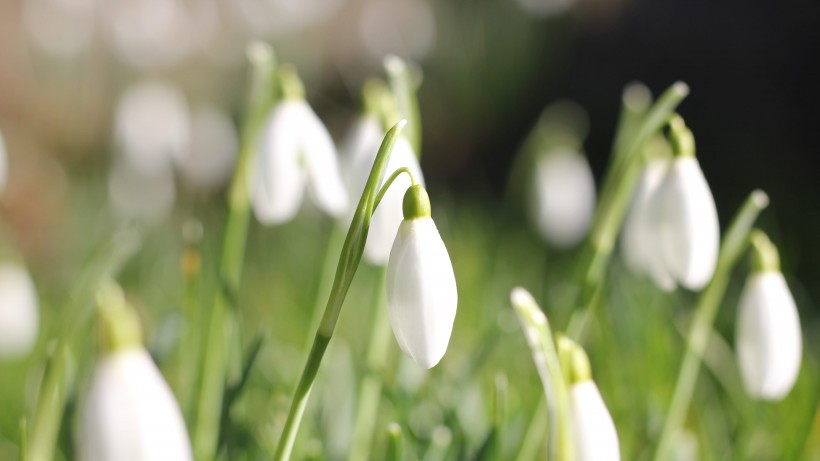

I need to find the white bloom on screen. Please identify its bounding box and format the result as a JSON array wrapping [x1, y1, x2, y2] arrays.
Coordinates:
[[386, 186, 457, 368], [653, 156, 719, 290], [341, 114, 384, 219], [80, 348, 193, 461], [0, 263, 39, 358], [621, 158, 676, 291], [569, 380, 620, 461], [365, 137, 424, 265], [114, 81, 190, 175], [173, 106, 238, 190], [736, 271, 802, 400], [250, 100, 348, 225], [529, 149, 596, 248], [0, 130, 7, 196]]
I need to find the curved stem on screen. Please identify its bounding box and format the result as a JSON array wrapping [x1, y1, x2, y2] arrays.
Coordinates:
[[373, 166, 416, 211], [274, 121, 407, 461], [654, 190, 769, 460]]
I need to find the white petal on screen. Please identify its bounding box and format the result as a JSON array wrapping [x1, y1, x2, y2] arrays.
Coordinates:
[[655, 157, 719, 290], [80, 348, 193, 461], [173, 106, 238, 190], [569, 381, 621, 461], [365, 137, 425, 265], [114, 81, 190, 175], [108, 156, 175, 223], [386, 218, 457, 369], [296, 102, 349, 218], [340, 115, 384, 222], [622, 159, 676, 291], [250, 101, 307, 225], [736, 271, 802, 400], [529, 149, 596, 248], [0, 263, 39, 358]]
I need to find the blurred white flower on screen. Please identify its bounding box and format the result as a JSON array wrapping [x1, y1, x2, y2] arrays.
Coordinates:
[[114, 81, 190, 175], [0, 130, 7, 196], [359, 0, 436, 61], [80, 348, 193, 461], [386, 185, 457, 369], [0, 263, 39, 359], [736, 271, 802, 400], [101, 0, 219, 69], [22, 0, 97, 59], [569, 380, 620, 461], [621, 157, 676, 291], [108, 156, 176, 223], [173, 106, 238, 190], [250, 99, 348, 225], [529, 149, 596, 248], [341, 115, 384, 208], [652, 156, 719, 290]]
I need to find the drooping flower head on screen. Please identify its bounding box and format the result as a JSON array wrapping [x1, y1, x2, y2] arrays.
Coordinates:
[[80, 282, 192, 461], [250, 65, 348, 225], [386, 184, 457, 369], [0, 262, 39, 359], [651, 116, 719, 290], [735, 231, 802, 400], [558, 336, 620, 461]]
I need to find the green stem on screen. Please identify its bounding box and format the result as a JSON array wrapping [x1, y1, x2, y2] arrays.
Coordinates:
[[26, 230, 140, 461], [274, 121, 407, 461], [193, 42, 276, 461], [515, 397, 548, 461], [384, 56, 421, 156], [654, 190, 769, 461], [374, 166, 416, 210], [385, 423, 404, 461], [568, 82, 689, 342], [349, 267, 392, 461], [493, 373, 508, 461]]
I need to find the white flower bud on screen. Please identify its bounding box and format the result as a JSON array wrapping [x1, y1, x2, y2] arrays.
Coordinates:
[[0, 263, 39, 358], [569, 380, 620, 461], [250, 99, 348, 225], [653, 156, 719, 290], [529, 149, 596, 248], [386, 186, 457, 369], [80, 348, 193, 461], [736, 271, 802, 400]]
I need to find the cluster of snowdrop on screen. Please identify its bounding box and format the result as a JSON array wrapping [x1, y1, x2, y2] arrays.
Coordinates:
[[516, 84, 803, 459]]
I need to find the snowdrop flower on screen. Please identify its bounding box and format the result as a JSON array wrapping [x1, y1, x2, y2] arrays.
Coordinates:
[[114, 80, 190, 175], [529, 148, 596, 248], [80, 283, 192, 461], [386, 184, 457, 368], [559, 336, 620, 461], [250, 65, 348, 225], [651, 116, 719, 290], [0, 263, 39, 358], [621, 156, 676, 291], [341, 113, 384, 218], [736, 231, 802, 401]]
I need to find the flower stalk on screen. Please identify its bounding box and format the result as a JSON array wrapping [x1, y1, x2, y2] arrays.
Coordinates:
[[274, 120, 408, 461], [193, 42, 277, 461]]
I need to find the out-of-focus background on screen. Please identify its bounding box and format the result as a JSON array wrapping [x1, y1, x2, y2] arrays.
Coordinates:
[[1, 0, 819, 459]]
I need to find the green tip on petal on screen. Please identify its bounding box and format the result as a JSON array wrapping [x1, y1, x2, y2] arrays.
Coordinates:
[[278, 64, 305, 100], [668, 114, 696, 158], [557, 334, 592, 384], [402, 184, 431, 220], [97, 280, 142, 352], [749, 229, 781, 273]]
